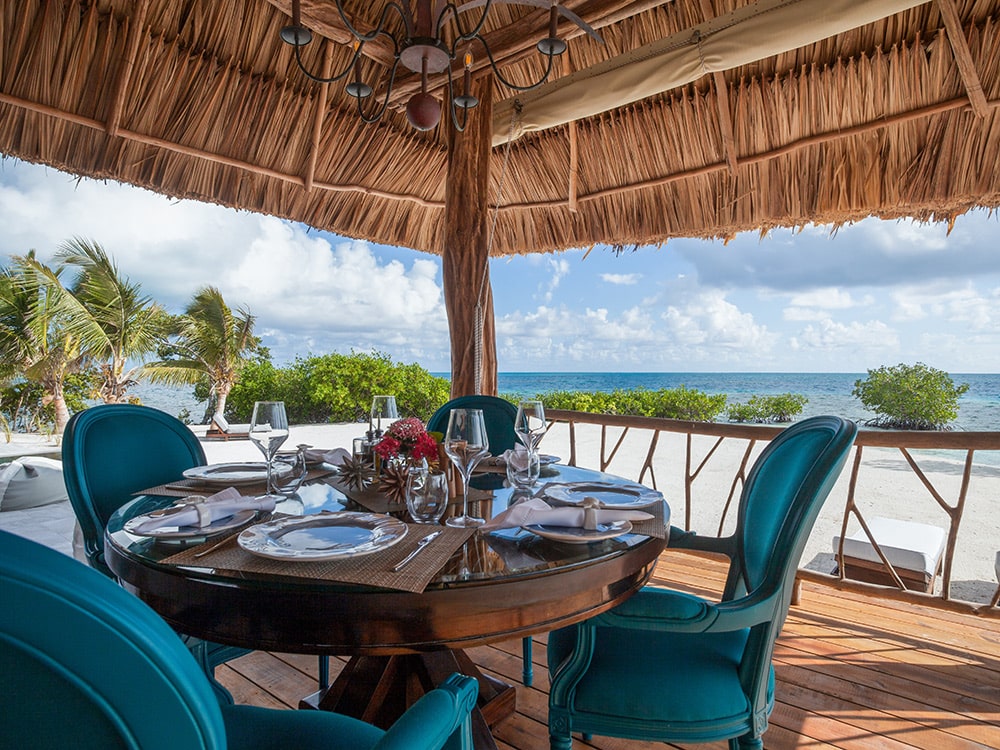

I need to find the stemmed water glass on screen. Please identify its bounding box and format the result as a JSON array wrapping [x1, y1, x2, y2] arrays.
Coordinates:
[[514, 400, 547, 453], [249, 401, 289, 496], [443, 408, 490, 528]]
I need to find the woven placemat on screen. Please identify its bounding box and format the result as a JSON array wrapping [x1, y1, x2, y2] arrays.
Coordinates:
[[629, 500, 669, 539], [159, 522, 476, 593], [137, 467, 337, 498]]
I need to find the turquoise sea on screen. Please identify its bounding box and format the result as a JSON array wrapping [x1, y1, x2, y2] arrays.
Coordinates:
[[135, 372, 1000, 432]]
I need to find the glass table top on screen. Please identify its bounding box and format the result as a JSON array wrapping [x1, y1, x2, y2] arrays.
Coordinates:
[[106, 463, 668, 590]]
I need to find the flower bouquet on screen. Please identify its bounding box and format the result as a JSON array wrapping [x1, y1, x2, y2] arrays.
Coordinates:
[[373, 416, 440, 467]]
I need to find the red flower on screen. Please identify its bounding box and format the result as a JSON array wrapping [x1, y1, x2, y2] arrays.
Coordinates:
[[374, 418, 439, 462], [374, 436, 401, 460], [410, 432, 439, 461]]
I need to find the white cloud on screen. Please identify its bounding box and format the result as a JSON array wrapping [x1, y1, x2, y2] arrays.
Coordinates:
[[787, 288, 867, 309], [792, 318, 899, 352], [543, 258, 570, 302], [600, 273, 640, 285]]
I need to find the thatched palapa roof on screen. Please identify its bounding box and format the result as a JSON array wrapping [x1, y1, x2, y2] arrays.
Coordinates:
[[1, 0, 999, 257]]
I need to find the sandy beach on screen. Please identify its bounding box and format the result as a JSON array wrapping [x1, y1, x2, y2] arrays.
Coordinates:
[[2, 421, 997, 604]]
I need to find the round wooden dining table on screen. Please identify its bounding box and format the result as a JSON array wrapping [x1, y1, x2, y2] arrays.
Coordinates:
[[105, 463, 668, 750]]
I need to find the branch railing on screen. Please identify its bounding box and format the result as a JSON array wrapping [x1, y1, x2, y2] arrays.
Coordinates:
[[544, 409, 1000, 616]]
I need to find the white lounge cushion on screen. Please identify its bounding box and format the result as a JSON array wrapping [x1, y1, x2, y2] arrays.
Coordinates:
[[833, 516, 947, 578], [0, 456, 69, 512]]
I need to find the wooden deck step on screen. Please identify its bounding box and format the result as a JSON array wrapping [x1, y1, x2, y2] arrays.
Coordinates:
[[216, 549, 1000, 749]]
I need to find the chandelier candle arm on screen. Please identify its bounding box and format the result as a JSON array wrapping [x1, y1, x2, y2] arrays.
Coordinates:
[[279, 0, 601, 131]]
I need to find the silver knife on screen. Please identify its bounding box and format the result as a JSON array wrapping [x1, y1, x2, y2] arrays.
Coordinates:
[[392, 531, 442, 572]]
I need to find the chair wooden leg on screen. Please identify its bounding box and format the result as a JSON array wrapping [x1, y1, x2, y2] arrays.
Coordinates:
[[549, 733, 573, 750]]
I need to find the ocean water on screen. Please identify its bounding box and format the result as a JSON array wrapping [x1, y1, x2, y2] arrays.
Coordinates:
[[135, 372, 1000, 431]]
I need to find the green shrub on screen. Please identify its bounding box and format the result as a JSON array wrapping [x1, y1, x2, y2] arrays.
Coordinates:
[[852, 362, 968, 430], [531, 387, 727, 422], [224, 350, 450, 424], [727, 393, 808, 423]]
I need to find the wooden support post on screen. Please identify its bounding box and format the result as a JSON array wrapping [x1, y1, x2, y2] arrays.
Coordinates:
[[443, 75, 498, 398]]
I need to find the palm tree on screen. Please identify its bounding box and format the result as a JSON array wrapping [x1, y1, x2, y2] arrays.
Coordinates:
[[143, 286, 259, 422], [0, 253, 90, 433], [38, 238, 168, 404]]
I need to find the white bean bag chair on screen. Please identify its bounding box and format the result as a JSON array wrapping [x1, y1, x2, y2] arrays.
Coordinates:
[[0, 456, 69, 512]]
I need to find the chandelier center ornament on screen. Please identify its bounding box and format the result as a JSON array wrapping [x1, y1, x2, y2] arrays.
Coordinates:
[[280, 0, 602, 132]]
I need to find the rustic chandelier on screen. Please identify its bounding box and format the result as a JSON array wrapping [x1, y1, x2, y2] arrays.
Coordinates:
[[280, 0, 601, 131]]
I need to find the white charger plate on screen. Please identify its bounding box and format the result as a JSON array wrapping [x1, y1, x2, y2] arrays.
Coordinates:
[[124, 508, 257, 539], [542, 481, 662, 509], [525, 520, 632, 544], [182, 462, 292, 487], [238, 511, 408, 561]]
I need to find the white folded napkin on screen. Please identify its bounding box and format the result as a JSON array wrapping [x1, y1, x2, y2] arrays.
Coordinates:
[[482, 497, 653, 531], [303, 447, 350, 465], [130, 488, 275, 534]]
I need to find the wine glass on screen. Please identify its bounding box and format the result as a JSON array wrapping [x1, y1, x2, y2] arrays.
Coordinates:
[[443, 408, 490, 528], [249, 401, 289, 496], [514, 400, 547, 452]]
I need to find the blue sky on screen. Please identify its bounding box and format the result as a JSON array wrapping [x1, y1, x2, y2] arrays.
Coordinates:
[[2, 156, 999, 373]]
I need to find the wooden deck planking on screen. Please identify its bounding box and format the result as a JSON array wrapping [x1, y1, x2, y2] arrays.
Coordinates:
[[215, 548, 1000, 749]]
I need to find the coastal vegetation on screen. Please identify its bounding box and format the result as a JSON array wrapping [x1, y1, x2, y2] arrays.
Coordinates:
[[224, 351, 451, 424], [531, 387, 729, 422], [853, 362, 969, 430], [727, 393, 808, 424]]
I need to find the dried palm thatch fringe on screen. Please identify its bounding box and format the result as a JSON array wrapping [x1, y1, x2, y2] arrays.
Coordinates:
[[1, 0, 999, 257]]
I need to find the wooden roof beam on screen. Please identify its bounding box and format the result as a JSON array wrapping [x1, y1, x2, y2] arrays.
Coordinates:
[[263, 0, 398, 68], [935, 0, 990, 117], [304, 41, 334, 192]]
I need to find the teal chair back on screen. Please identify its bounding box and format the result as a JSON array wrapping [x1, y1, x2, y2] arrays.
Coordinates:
[[62, 404, 206, 576], [1, 529, 226, 749], [0, 529, 478, 750], [426, 395, 519, 455], [547, 415, 857, 750]]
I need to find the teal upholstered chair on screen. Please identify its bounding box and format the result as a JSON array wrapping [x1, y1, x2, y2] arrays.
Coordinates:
[[62, 405, 334, 694], [62, 404, 209, 577], [426, 395, 519, 455], [0, 528, 477, 750], [62, 404, 254, 700], [547, 415, 857, 750]]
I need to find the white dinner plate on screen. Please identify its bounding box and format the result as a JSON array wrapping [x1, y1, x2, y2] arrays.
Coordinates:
[[238, 511, 408, 561], [525, 520, 632, 544], [124, 509, 258, 539], [182, 462, 292, 487], [542, 481, 662, 509]]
